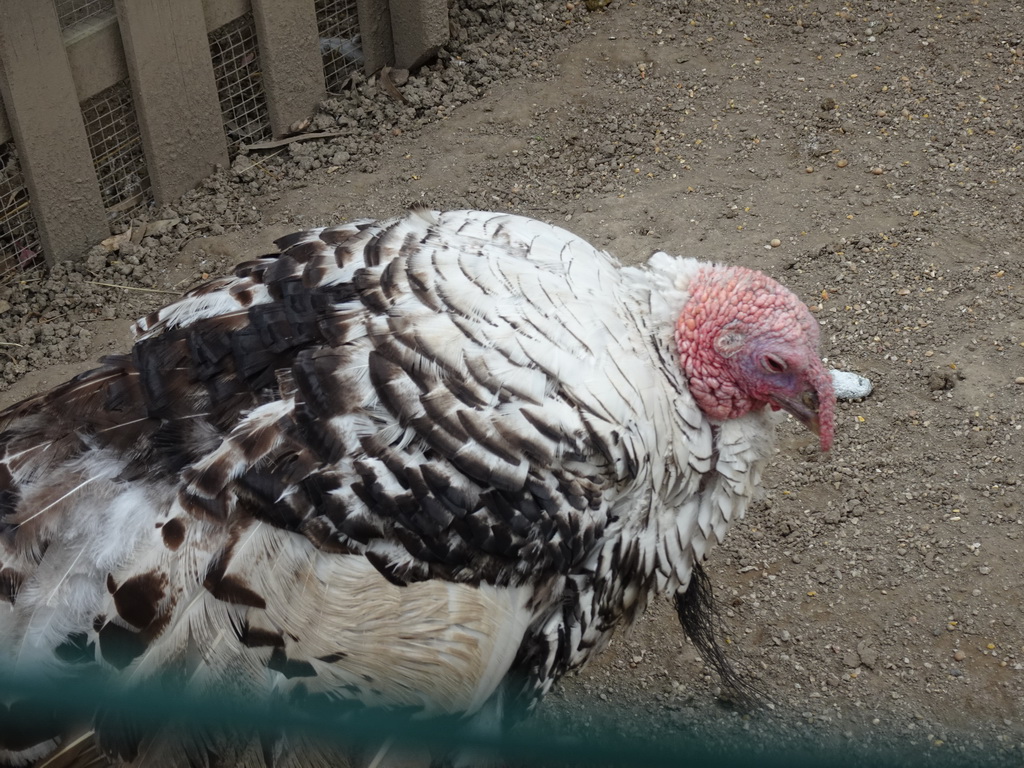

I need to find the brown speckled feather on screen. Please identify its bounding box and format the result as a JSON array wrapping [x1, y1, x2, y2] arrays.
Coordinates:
[[0, 210, 777, 767]]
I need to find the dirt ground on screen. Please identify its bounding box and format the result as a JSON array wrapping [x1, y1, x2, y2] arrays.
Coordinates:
[[1, 0, 1022, 764]]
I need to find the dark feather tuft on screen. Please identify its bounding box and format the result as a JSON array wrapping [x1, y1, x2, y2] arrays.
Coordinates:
[[675, 561, 770, 711]]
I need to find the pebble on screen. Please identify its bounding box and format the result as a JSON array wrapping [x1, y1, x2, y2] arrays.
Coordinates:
[[830, 370, 873, 399], [0, 4, 1019, 749], [770, 238, 782, 248]]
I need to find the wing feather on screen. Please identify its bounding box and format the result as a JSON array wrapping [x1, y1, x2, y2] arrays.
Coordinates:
[[0, 209, 778, 766]]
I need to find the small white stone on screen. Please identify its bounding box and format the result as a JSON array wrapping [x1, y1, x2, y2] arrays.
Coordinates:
[[830, 369, 873, 399]]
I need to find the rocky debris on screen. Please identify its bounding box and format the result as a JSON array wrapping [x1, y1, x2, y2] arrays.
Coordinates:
[[1, 0, 1022, 764]]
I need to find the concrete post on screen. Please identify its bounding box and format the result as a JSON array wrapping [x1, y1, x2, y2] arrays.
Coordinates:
[[388, 0, 449, 71], [252, 0, 327, 137], [356, 0, 395, 75], [0, 0, 110, 262], [113, 0, 229, 204]]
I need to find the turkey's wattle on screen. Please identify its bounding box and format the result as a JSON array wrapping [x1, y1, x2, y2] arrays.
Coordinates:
[[0, 209, 833, 767]]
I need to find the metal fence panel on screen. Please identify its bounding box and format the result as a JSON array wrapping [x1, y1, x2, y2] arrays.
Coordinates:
[[55, 0, 114, 30], [81, 81, 153, 224], [0, 0, 447, 266], [0, 142, 44, 276], [315, 0, 364, 94], [210, 13, 273, 150]]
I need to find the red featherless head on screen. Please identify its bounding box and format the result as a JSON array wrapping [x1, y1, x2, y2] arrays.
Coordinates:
[[675, 265, 835, 451]]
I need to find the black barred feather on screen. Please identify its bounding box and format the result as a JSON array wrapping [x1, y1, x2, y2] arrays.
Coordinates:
[[0, 209, 792, 768]]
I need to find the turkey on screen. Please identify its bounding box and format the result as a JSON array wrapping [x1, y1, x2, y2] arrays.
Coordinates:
[[0, 208, 834, 767]]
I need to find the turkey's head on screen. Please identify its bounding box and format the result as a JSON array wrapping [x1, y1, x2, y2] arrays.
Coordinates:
[[675, 264, 835, 450]]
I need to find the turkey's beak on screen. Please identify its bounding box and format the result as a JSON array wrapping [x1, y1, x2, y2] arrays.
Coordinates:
[[767, 365, 835, 451], [770, 389, 821, 438]]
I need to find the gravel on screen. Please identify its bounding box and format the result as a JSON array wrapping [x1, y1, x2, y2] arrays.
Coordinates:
[[1, 0, 1021, 764]]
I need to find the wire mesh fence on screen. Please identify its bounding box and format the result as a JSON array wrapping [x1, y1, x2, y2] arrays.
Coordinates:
[[0, 670, 975, 768], [54, 0, 114, 30], [81, 81, 153, 225], [315, 0, 364, 94], [0, 141, 44, 277], [209, 14, 274, 151]]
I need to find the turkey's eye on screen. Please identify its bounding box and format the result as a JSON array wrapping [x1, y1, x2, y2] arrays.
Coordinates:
[[760, 354, 788, 374]]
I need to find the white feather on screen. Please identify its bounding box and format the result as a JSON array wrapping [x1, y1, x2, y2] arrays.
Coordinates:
[[0, 209, 802, 766]]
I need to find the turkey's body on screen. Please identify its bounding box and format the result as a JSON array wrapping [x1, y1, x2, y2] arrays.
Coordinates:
[[0, 209, 778, 766]]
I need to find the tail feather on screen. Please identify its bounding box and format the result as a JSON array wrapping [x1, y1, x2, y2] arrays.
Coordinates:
[[674, 561, 769, 710]]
